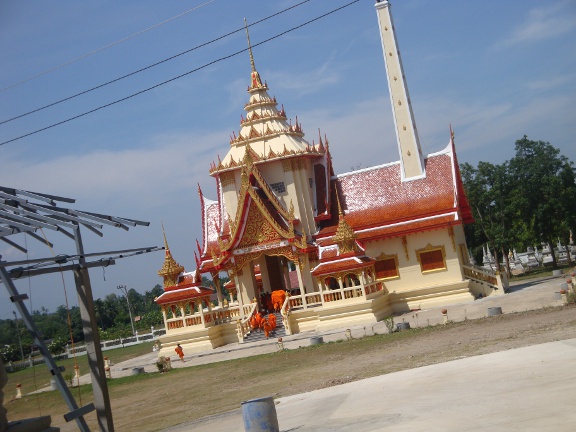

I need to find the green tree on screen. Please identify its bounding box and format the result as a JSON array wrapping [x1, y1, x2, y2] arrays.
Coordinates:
[[460, 161, 516, 274], [509, 136, 576, 268]]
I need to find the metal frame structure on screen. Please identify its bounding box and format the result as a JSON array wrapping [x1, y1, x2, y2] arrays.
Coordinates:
[[0, 186, 162, 431]]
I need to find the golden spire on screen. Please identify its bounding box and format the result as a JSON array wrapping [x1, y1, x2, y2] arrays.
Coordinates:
[[162, 221, 169, 250], [333, 192, 358, 254], [244, 18, 264, 90], [158, 223, 185, 288], [244, 18, 256, 73]]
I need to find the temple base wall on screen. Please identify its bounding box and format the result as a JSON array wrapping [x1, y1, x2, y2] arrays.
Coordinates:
[[388, 280, 473, 313], [158, 322, 238, 359], [468, 279, 505, 299]]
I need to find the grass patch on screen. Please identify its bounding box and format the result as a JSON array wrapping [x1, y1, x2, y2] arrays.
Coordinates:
[[5, 342, 155, 398]]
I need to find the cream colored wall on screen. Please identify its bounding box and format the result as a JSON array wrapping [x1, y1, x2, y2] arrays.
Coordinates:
[[294, 162, 316, 237], [259, 158, 317, 237], [236, 265, 259, 304], [221, 170, 241, 221], [364, 227, 465, 293]]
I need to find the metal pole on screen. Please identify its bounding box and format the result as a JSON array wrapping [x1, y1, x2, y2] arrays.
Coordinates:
[[73, 225, 115, 432], [13, 311, 24, 360], [1, 266, 92, 432], [117, 285, 135, 336]]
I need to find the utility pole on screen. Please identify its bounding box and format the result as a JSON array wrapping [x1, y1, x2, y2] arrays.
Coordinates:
[[117, 284, 135, 336], [13, 310, 24, 360]]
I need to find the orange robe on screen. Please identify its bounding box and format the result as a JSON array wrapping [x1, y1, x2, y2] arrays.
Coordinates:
[[268, 314, 276, 330], [175, 346, 184, 360], [271, 290, 286, 312], [263, 321, 272, 339]]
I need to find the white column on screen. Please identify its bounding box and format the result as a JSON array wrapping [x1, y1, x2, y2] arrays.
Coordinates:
[[295, 259, 307, 308], [198, 300, 206, 325], [375, 0, 424, 181], [180, 304, 187, 327], [162, 307, 168, 332]]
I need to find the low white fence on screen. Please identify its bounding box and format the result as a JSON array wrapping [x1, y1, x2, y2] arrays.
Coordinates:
[[67, 329, 166, 358], [4, 329, 166, 372]]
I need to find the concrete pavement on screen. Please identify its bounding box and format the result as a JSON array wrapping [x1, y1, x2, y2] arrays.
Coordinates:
[[163, 338, 576, 431]]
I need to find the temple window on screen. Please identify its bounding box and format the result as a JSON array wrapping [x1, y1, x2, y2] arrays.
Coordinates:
[[375, 254, 399, 279], [270, 182, 286, 194], [416, 244, 446, 273]]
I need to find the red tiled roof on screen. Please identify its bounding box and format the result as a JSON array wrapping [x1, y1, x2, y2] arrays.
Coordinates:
[[317, 151, 466, 241], [155, 284, 214, 305], [311, 256, 374, 276]]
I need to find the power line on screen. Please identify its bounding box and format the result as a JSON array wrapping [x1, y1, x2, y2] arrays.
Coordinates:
[[0, 0, 216, 93], [0, 0, 360, 147], [0, 0, 311, 126]]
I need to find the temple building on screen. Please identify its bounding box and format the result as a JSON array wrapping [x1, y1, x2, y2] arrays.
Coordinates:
[[155, 1, 505, 355]]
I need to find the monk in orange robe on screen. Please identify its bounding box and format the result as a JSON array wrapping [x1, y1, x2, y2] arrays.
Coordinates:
[[271, 290, 286, 312], [263, 320, 272, 339], [175, 343, 185, 362], [268, 313, 276, 330]]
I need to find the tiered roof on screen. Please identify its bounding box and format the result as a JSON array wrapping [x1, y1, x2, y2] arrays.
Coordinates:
[[156, 231, 213, 305], [154, 269, 214, 305], [209, 37, 325, 175]]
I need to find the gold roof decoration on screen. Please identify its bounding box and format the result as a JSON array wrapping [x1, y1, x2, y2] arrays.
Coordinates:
[[158, 223, 185, 288], [332, 193, 358, 255], [245, 19, 266, 91]]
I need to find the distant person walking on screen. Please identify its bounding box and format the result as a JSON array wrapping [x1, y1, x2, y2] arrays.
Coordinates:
[[175, 343, 185, 362]]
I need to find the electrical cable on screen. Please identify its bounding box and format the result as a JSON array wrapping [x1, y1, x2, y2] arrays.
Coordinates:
[[0, 0, 216, 93], [0, 0, 359, 147], [0, 0, 311, 126]]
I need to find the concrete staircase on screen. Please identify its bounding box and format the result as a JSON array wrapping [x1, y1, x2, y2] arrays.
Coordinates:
[[243, 312, 286, 343]]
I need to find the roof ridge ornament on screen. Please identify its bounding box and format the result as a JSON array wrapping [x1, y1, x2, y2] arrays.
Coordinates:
[[158, 223, 185, 288], [333, 191, 358, 254], [244, 18, 265, 90]]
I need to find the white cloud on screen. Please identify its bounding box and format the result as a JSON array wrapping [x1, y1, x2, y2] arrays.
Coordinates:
[[495, 2, 576, 48], [523, 73, 576, 91], [265, 56, 341, 97], [1, 129, 227, 213]]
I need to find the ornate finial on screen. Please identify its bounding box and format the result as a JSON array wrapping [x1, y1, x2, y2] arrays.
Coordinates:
[[244, 18, 264, 90], [158, 223, 185, 288], [161, 221, 169, 250], [333, 190, 358, 254], [244, 18, 256, 73], [336, 191, 344, 217]]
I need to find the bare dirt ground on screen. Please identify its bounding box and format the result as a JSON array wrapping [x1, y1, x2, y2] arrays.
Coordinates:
[[8, 304, 575, 431]]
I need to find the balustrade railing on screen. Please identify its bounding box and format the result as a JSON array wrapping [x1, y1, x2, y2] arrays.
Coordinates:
[[237, 302, 258, 343], [463, 264, 499, 287]]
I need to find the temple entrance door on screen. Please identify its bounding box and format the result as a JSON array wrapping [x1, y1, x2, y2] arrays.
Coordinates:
[[265, 255, 287, 292]]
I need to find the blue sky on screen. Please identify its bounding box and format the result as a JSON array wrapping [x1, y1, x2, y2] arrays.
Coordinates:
[[1, 0, 575, 319]]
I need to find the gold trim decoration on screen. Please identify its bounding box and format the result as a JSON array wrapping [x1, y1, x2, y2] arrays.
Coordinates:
[[401, 236, 409, 261], [448, 225, 456, 252], [220, 171, 235, 187], [282, 159, 293, 172]]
